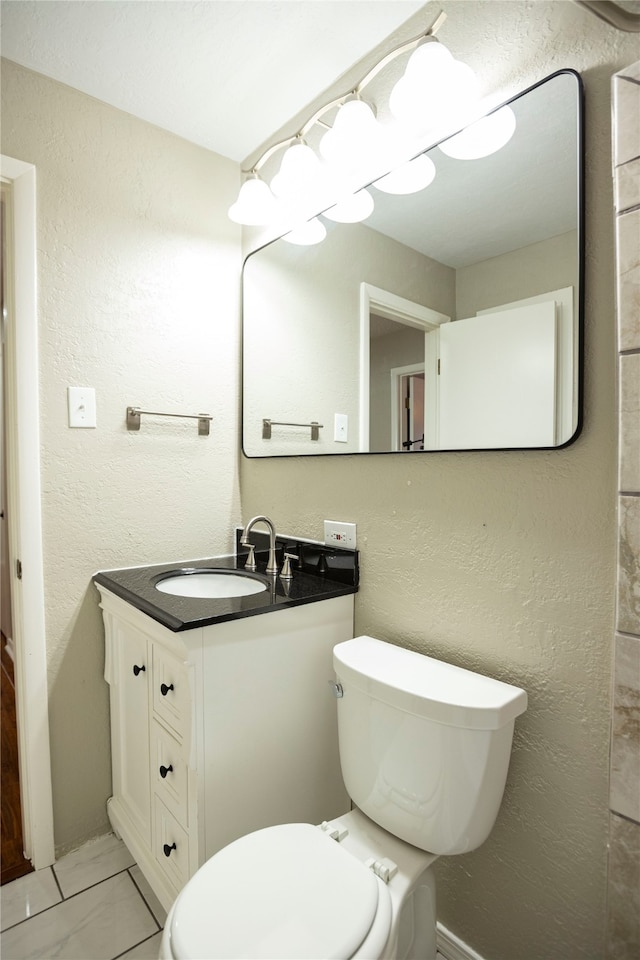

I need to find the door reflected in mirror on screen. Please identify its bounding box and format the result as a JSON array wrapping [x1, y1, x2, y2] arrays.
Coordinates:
[[242, 70, 583, 457]]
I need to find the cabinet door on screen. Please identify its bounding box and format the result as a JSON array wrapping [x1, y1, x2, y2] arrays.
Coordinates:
[[110, 622, 151, 844]]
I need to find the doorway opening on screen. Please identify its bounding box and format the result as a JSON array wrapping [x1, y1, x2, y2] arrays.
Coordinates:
[[392, 364, 425, 451], [1, 178, 31, 883], [1, 155, 55, 873], [359, 282, 449, 453]]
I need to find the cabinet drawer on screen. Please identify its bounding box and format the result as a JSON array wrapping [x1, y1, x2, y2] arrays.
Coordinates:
[[152, 645, 189, 742], [151, 720, 189, 827], [154, 797, 190, 892]]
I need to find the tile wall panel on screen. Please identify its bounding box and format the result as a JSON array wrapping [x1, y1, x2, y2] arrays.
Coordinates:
[[608, 62, 640, 960], [619, 353, 640, 492], [610, 633, 640, 822], [607, 813, 640, 960]]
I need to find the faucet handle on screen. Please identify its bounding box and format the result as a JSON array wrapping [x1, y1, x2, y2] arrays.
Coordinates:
[[243, 543, 257, 571], [279, 552, 299, 582]]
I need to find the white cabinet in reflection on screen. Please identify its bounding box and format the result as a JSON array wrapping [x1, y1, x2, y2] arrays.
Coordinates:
[[428, 299, 559, 450]]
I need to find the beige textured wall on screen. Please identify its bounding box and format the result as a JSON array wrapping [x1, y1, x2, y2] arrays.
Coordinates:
[[1, 59, 241, 852], [240, 3, 640, 958], [243, 224, 453, 455], [455, 229, 578, 320]]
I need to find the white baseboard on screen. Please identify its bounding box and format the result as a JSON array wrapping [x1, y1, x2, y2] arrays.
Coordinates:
[[437, 923, 487, 960], [3, 634, 15, 662]]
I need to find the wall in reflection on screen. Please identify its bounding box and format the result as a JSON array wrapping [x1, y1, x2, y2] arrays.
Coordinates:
[[243, 222, 454, 455]]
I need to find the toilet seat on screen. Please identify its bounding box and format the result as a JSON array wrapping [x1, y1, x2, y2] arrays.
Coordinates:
[[167, 823, 391, 960]]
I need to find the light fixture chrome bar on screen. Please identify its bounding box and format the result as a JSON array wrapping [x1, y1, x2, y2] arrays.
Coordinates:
[[262, 418, 323, 440], [126, 406, 212, 436], [245, 9, 446, 176], [353, 10, 447, 92]]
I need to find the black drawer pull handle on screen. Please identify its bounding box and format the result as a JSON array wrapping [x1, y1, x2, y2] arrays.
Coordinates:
[[160, 682, 174, 696], [159, 764, 173, 779], [163, 842, 177, 858], [132, 664, 146, 676]]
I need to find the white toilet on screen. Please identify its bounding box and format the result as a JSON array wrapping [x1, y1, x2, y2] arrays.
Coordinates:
[[160, 635, 527, 960]]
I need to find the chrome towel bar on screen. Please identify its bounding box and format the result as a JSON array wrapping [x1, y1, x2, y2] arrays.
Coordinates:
[[262, 418, 323, 441], [127, 406, 212, 436]]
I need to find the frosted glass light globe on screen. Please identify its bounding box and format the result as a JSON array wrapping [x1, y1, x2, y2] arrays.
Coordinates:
[[320, 100, 382, 168], [228, 177, 277, 226], [403, 40, 454, 82], [373, 154, 436, 195], [322, 189, 374, 223], [439, 106, 517, 159], [282, 217, 327, 245], [271, 141, 324, 198], [389, 40, 479, 137]]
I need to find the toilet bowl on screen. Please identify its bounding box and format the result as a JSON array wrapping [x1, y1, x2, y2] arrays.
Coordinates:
[[160, 808, 437, 960], [159, 635, 527, 960]]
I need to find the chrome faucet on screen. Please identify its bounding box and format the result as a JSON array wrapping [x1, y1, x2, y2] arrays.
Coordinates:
[[240, 515, 279, 575]]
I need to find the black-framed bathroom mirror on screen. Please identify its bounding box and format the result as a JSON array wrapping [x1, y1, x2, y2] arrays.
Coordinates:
[[242, 69, 583, 457]]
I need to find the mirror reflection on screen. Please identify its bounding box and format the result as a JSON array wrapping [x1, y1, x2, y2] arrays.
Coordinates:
[[242, 70, 582, 457]]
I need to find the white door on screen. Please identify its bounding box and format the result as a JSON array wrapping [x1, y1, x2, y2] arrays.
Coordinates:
[[429, 301, 558, 449]]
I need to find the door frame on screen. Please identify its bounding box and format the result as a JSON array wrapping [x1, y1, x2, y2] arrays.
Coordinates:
[[359, 283, 449, 452], [1, 154, 55, 869]]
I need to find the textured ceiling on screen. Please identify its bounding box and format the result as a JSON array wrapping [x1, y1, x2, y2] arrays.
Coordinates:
[[1, 1, 584, 267], [0, 0, 427, 162]]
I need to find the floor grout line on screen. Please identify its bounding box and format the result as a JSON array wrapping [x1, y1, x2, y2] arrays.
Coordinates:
[[50, 863, 64, 901], [0, 865, 147, 934], [126, 867, 163, 930], [51, 862, 137, 901], [111, 930, 163, 960]]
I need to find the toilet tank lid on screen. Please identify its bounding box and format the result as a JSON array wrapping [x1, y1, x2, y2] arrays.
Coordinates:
[[333, 636, 527, 730]]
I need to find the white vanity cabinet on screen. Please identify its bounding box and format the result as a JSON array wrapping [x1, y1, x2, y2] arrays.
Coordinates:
[[99, 585, 353, 911]]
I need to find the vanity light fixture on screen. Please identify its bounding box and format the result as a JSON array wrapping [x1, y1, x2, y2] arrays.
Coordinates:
[[228, 9, 516, 240]]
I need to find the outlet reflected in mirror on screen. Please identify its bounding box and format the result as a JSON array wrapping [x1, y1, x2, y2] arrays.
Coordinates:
[[242, 70, 583, 457]]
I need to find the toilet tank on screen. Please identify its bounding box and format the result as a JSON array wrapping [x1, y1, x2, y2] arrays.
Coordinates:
[[333, 636, 527, 856]]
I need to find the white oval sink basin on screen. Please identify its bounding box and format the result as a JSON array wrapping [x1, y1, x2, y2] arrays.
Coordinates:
[[155, 571, 268, 599]]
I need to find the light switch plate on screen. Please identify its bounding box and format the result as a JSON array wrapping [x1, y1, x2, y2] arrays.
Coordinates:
[[68, 387, 96, 428], [334, 413, 348, 443]]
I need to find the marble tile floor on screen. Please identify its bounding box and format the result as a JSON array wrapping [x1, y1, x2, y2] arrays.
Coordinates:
[[0, 832, 450, 960], [0, 834, 165, 960]]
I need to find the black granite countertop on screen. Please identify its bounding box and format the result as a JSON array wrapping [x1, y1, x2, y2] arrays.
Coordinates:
[[93, 537, 358, 632]]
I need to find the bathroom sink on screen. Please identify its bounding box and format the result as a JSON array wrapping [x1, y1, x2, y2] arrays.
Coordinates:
[[154, 568, 269, 599]]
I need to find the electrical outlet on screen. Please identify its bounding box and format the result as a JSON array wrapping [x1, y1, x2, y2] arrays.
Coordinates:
[[324, 520, 357, 549]]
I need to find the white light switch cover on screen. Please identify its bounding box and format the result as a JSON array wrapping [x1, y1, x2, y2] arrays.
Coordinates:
[[334, 413, 348, 442], [68, 387, 96, 428]]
